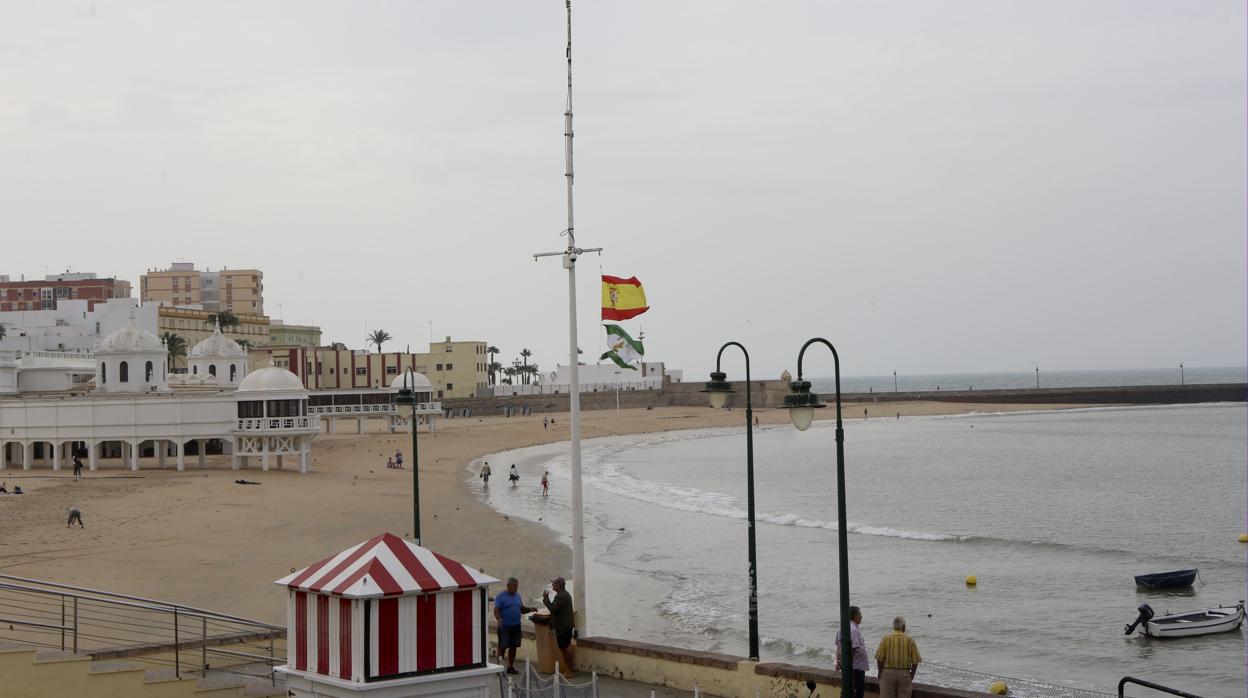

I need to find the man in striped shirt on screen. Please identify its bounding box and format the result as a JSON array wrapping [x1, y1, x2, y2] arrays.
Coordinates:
[[875, 615, 922, 698]]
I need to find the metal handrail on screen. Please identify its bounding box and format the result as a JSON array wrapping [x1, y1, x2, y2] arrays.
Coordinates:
[[0, 574, 282, 629], [1118, 677, 1202, 698]]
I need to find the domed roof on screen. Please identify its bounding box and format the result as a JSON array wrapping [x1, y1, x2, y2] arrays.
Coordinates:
[[190, 322, 246, 358], [97, 316, 165, 354], [238, 364, 305, 392], [390, 370, 432, 390]]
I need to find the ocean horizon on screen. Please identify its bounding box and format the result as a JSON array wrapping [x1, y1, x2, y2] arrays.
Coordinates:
[[806, 365, 1247, 395]]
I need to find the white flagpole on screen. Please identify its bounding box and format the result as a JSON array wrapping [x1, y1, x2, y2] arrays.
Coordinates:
[[534, 0, 597, 635]]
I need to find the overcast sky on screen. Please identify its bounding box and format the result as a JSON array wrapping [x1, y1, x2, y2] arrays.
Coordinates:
[[2, 1, 1244, 379]]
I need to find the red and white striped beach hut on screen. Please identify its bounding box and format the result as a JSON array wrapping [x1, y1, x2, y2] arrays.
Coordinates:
[[274, 533, 499, 695]]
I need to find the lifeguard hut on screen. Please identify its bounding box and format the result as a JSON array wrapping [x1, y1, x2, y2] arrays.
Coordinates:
[[274, 533, 501, 697]]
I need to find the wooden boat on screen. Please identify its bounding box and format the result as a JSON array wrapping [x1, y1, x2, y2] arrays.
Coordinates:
[[1125, 602, 1245, 638], [1134, 568, 1197, 589]]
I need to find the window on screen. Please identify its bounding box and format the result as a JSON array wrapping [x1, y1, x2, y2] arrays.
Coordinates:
[[386, 366, 398, 375], [446, 383, 454, 391], [445, 345, 453, 353], [230, 364, 237, 381], [436, 363, 443, 371], [119, 361, 129, 383], [100, 362, 106, 384], [145, 361, 153, 381], [209, 365, 217, 377], [266, 399, 303, 417], [193, 365, 198, 375], [355, 367, 366, 376], [238, 401, 263, 418], [437, 390, 444, 398], [446, 363, 453, 370]]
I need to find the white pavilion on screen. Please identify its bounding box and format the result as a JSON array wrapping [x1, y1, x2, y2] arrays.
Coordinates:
[[0, 316, 319, 473]]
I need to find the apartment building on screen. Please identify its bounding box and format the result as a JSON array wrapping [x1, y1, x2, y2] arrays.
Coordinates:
[[250, 337, 488, 399], [0, 273, 132, 312], [157, 306, 269, 367], [268, 321, 322, 348], [140, 263, 264, 315]]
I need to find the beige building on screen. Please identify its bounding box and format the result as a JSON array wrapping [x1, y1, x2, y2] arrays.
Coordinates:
[[158, 306, 269, 368], [250, 337, 488, 400], [141, 263, 264, 315], [268, 321, 322, 348]]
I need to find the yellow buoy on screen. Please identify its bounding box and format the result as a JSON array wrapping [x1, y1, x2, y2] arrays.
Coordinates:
[[990, 680, 1008, 695], [965, 575, 977, 586], [1239, 533, 1248, 543]]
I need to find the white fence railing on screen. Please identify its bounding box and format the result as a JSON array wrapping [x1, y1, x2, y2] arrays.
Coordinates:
[[307, 402, 441, 415], [235, 416, 316, 431]]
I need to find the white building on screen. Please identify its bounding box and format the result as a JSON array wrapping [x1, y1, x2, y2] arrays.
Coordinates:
[[492, 361, 680, 396], [0, 298, 154, 354], [0, 316, 319, 473], [0, 317, 441, 472]]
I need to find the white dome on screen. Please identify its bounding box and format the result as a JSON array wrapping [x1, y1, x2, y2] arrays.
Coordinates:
[[190, 324, 246, 358], [390, 370, 432, 390], [98, 316, 165, 354], [238, 365, 305, 392]]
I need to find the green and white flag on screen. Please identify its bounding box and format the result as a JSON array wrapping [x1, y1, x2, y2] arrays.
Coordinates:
[[600, 323, 644, 369]]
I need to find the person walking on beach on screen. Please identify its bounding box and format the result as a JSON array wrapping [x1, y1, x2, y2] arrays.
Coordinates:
[[543, 417, 549, 430], [835, 606, 869, 698], [480, 461, 492, 487], [509, 464, 520, 485], [493, 577, 536, 674], [876, 616, 922, 698], [72, 454, 83, 480], [543, 577, 575, 677], [541, 471, 550, 497], [67, 507, 84, 528], [395, 451, 404, 468]]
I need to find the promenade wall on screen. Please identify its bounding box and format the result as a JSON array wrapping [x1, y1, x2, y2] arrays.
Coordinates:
[[446, 382, 1247, 415]]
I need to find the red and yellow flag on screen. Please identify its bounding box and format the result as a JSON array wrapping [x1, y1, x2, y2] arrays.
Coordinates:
[[601, 275, 649, 321]]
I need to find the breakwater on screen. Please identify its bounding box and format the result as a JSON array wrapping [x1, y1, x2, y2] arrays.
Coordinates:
[[444, 382, 1246, 415]]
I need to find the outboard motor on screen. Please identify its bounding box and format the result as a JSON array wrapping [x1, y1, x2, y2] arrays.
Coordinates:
[[1124, 603, 1154, 635]]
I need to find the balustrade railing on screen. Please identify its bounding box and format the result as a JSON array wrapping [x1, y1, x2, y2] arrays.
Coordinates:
[[235, 416, 315, 431]]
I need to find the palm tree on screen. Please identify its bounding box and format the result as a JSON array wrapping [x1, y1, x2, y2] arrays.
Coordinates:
[[519, 348, 533, 385], [207, 310, 240, 330], [487, 361, 503, 386], [501, 366, 516, 386], [236, 339, 254, 350], [366, 329, 393, 353], [486, 346, 500, 384], [160, 332, 187, 370]]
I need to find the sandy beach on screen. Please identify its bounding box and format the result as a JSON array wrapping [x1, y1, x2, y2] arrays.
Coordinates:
[[0, 401, 1092, 626]]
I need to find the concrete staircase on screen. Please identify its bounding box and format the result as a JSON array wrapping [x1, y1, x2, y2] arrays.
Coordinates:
[[0, 644, 286, 698]]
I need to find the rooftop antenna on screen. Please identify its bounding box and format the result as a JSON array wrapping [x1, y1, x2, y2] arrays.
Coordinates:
[[533, 0, 599, 635]]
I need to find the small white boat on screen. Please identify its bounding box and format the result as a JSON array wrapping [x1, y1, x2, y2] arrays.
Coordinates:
[[1125, 602, 1245, 638]]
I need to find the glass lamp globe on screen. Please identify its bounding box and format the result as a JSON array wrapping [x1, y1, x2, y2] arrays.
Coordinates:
[[708, 389, 730, 409], [789, 405, 815, 431]]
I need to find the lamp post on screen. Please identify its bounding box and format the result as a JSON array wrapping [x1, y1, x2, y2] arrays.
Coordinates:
[[779, 338, 851, 698], [394, 370, 422, 545], [1035, 365, 1040, 389], [1179, 362, 1184, 385], [701, 342, 760, 661], [614, 370, 621, 413], [893, 369, 897, 393]]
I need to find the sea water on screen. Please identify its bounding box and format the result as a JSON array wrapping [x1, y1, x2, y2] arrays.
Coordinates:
[[475, 403, 1247, 697]]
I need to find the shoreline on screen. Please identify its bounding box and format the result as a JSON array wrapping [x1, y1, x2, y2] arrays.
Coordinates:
[[0, 401, 1103, 628]]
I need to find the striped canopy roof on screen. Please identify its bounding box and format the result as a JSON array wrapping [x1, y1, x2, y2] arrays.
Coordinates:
[[275, 533, 499, 599]]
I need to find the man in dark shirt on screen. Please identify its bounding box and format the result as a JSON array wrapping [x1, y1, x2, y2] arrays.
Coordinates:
[[493, 577, 536, 674], [542, 576, 575, 677]]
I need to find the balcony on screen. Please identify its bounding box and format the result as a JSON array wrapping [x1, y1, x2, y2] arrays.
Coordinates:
[[306, 402, 440, 415], [235, 416, 316, 432]]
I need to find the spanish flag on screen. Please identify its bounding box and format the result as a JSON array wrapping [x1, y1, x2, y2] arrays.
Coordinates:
[[601, 275, 649, 321]]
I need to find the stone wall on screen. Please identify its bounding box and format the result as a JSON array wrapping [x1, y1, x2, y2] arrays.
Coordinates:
[[445, 382, 1246, 416]]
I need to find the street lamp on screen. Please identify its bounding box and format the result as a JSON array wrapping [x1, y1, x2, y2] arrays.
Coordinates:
[[394, 370, 423, 545], [701, 342, 760, 661], [1180, 362, 1184, 385], [779, 338, 852, 698]]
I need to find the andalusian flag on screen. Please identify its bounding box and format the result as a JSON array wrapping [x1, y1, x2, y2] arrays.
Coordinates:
[[600, 324, 644, 369], [602, 275, 649, 321]]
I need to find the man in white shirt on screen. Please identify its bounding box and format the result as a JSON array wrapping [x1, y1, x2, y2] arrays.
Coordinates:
[[835, 606, 868, 698]]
